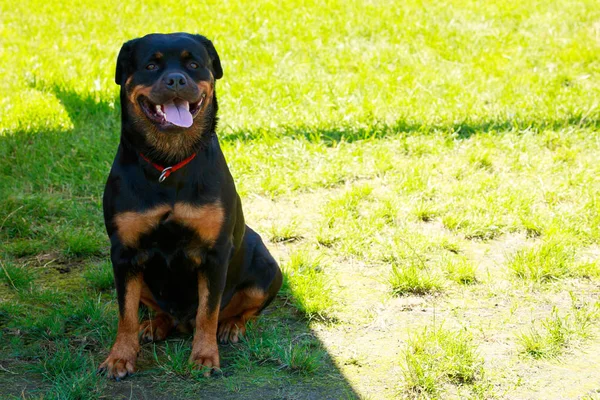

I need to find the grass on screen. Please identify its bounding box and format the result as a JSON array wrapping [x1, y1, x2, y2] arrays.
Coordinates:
[[149, 320, 326, 390], [518, 296, 600, 359], [233, 319, 325, 374], [1, 261, 36, 291], [508, 240, 576, 283], [30, 341, 106, 399], [282, 250, 335, 321], [267, 219, 302, 243], [400, 326, 487, 398], [2, 0, 600, 398], [153, 340, 200, 378], [443, 256, 478, 285], [83, 261, 114, 291], [389, 263, 444, 296]]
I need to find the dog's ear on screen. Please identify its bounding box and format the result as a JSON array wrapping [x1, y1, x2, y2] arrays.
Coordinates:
[[192, 35, 223, 80], [115, 38, 139, 85]]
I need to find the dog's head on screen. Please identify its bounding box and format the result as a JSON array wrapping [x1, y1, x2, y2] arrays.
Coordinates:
[[115, 33, 222, 160]]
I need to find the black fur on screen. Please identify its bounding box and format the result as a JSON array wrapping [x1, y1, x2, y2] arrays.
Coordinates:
[[100, 33, 282, 378]]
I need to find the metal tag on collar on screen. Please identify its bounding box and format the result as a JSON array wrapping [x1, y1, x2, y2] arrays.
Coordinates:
[[158, 166, 172, 183]]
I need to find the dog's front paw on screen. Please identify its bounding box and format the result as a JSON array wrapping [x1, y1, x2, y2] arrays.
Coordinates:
[[98, 343, 138, 381], [189, 345, 220, 377]]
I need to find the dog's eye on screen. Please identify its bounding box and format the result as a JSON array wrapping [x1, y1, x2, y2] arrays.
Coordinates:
[[146, 63, 157, 71], [189, 62, 199, 69]]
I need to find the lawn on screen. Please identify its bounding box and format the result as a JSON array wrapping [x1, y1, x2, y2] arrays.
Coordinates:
[[1, 0, 600, 398]]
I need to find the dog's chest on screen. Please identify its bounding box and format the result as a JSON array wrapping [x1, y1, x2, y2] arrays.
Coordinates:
[[113, 201, 224, 249]]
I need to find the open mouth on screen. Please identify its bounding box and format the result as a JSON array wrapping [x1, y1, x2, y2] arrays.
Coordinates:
[[138, 94, 206, 128]]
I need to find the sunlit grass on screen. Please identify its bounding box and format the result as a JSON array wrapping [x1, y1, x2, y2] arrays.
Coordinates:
[[508, 240, 576, 283], [389, 263, 444, 296], [443, 256, 478, 285], [400, 325, 487, 397], [282, 250, 335, 321], [518, 298, 600, 359]]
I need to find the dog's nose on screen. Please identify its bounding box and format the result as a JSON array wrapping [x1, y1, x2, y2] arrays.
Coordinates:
[[164, 73, 187, 91]]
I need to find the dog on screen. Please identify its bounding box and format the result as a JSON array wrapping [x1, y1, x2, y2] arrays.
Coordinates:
[[98, 33, 282, 380]]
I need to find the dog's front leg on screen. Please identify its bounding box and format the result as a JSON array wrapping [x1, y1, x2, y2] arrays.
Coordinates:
[[189, 250, 228, 376], [99, 270, 142, 380]]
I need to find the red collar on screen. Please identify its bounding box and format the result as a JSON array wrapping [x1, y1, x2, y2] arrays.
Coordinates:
[[139, 153, 197, 182]]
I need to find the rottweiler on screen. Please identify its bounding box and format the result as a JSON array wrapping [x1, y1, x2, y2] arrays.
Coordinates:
[[98, 33, 282, 380]]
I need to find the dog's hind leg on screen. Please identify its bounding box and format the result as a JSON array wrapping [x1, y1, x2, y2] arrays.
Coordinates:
[[138, 281, 175, 343], [218, 227, 282, 344]]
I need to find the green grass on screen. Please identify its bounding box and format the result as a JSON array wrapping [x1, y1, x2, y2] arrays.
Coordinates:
[[149, 321, 326, 384], [2, 0, 600, 398], [1, 261, 36, 291], [400, 326, 488, 398], [30, 341, 106, 400], [389, 263, 444, 296], [232, 319, 325, 374], [282, 250, 335, 321], [153, 340, 200, 378], [444, 256, 478, 285], [83, 261, 114, 291], [267, 219, 302, 243], [508, 240, 576, 283], [518, 296, 600, 359]]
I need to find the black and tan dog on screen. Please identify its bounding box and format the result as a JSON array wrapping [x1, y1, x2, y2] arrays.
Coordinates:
[[98, 33, 282, 380]]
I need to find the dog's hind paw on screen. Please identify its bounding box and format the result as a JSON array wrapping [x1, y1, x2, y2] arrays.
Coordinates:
[[139, 314, 174, 343]]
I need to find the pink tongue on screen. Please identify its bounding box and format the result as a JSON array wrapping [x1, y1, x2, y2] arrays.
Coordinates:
[[163, 100, 193, 128]]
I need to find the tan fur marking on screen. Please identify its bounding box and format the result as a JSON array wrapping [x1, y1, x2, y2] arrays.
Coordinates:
[[114, 205, 171, 248], [139, 281, 174, 343], [173, 202, 224, 245], [196, 81, 214, 112], [194, 275, 216, 334], [219, 287, 267, 322], [139, 281, 161, 312], [124, 79, 215, 162], [128, 84, 152, 106], [189, 274, 220, 372], [99, 275, 142, 378], [217, 287, 268, 344], [119, 275, 143, 337], [114, 202, 222, 248], [139, 313, 173, 343], [186, 248, 203, 266]]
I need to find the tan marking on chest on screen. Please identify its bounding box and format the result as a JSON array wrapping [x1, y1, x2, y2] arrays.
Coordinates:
[[114, 205, 171, 248], [114, 202, 224, 248], [172, 202, 224, 245]]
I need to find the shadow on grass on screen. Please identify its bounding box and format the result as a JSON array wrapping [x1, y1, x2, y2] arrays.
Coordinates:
[[221, 114, 600, 145], [0, 272, 358, 399]]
